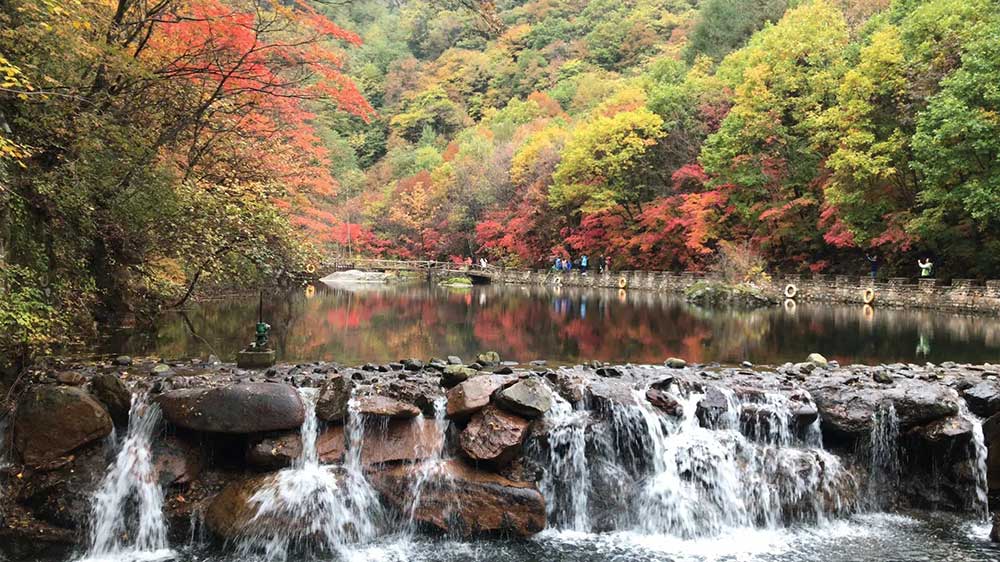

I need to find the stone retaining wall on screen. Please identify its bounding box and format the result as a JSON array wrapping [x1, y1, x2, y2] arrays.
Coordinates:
[[490, 269, 1000, 314]]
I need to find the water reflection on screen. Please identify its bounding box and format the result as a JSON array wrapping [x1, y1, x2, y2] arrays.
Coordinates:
[[106, 283, 1000, 366]]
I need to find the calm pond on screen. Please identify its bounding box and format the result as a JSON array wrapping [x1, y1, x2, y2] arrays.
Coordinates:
[[106, 281, 1000, 366]]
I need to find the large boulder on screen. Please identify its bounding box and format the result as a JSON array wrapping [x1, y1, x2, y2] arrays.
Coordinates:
[[441, 366, 476, 388], [806, 376, 960, 441], [446, 375, 514, 419], [584, 378, 639, 412], [962, 382, 1000, 418], [315, 374, 351, 422], [17, 442, 111, 529], [14, 385, 113, 467], [158, 383, 305, 434], [982, 413, 1000, 493], [89, 374, 132, 426], [546, 370, 588, 403], [354, 394, 420, 419], [369, 459, 545, 537], [459, 405, 530, 465], [496, 378, 552, 419], [360, 418, 445, 466]]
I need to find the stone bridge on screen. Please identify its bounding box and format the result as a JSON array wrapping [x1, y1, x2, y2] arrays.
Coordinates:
[[320, 258, 499, 283]]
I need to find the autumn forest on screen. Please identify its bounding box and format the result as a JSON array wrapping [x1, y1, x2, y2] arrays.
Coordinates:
[[1, 0, 999, 359]]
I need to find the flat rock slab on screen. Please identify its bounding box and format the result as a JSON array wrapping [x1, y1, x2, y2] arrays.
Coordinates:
[[369, 459, 546, 537], [354, 394, 421, 418], [158, 383, 304, 434], [361, 418, 445, 465], [806, 375, 959, 438], [14, 385, 113, 467], [496, 378, 552, 418]]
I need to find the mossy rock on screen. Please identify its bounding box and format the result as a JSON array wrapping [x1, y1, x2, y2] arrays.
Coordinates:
[[439, 276, 473, 288], [684, 281, 777, 309]]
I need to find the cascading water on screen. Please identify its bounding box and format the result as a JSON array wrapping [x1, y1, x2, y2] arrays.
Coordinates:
[[958, 403, 990, 519], [405, 396, 451, 530], [236, 388, 383, 561], [866, 401, 901, 509], [540, 378, 857, 538], [537, 393, 591, 531], [77, 394, 173, 562]]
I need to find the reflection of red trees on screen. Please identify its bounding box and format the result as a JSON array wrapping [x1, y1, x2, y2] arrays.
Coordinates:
[[139, 285, 999, 366]]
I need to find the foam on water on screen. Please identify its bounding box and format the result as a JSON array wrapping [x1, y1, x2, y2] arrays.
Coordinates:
[[235, 388, 384, 561]]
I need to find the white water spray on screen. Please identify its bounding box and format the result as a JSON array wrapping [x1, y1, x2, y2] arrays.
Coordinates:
[[236, 388, 383, 561], [540, 381, 856, 538], [77, 394, 173, 562], [866, 401, 901, 509], [538, 393, 592, 531], [405, 396, 451, 529], [958, 403, 990, 520]]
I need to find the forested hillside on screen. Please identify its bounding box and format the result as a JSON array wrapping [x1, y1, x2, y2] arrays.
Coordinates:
[[314, 0, 999, 278], [1, 0, 999, 359]]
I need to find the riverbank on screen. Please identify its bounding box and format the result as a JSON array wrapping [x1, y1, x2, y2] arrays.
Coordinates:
[[2, 353, 999, 560], [486, 269, 1000, 314]]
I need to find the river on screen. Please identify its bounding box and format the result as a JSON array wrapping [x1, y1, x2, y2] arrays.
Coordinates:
[[106, 281, 1000, 366]]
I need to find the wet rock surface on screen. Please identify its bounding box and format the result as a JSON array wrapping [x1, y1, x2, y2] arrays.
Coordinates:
[[2, 355, 999, 549], [158, 383, 305, 433], [460, 405, 530, 465], [13, 385, 113, 467], [370, 459, 546, 537]]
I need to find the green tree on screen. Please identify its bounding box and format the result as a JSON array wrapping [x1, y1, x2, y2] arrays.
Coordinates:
[[550, 105, 665, 217]]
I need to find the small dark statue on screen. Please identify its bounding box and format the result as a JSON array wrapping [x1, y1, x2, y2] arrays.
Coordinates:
[[251, 320, 271, 350], [237, 292, 276, 368]]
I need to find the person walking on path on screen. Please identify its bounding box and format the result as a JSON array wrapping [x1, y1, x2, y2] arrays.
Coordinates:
[[918, 257, 934, 278], [581, 255, 589, 275], [866, 253, 879, 281]]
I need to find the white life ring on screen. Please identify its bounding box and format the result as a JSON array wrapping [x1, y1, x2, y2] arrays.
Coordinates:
[[784, 284, 797, 299], [618, 277, 628, 289], [863, 288, 876, 304]]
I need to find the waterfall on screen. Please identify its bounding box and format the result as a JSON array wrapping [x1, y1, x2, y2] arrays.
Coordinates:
[[236, 388, 383, 561], [405, 396, 450, 530], [537, 394, 591, 531], [959, 403, 990, 519], [77, 394, 173, 562], [866, 401, 901, 509], [540, 379, 856, 538]]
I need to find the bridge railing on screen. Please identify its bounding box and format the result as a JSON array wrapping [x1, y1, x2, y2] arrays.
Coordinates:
[[323, 258, 499, 274]]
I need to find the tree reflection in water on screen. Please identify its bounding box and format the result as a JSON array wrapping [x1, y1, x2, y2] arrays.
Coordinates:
[[108, 283, 1000, 366]]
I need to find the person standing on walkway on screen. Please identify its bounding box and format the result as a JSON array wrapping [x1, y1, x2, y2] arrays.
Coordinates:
[[581, 254, 588, 275], [918, 257, 933, 278], [866, 253, 879, 281]]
